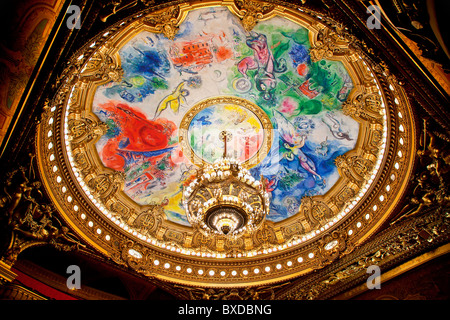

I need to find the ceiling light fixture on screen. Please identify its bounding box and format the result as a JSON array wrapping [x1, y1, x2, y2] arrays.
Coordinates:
[[183, 131, 269, 238]]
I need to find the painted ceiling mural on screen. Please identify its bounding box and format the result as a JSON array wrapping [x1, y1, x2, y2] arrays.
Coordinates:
[[93, 7, 358, 225], [37, 0, 415, 287]]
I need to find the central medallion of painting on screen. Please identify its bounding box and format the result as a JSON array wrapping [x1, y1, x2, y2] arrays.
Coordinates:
[[179, 96, 272, 167], [92, 7, 359, 225]]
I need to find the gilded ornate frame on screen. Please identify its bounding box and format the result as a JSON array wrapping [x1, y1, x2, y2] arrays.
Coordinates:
[[36, 0, 415, 287]]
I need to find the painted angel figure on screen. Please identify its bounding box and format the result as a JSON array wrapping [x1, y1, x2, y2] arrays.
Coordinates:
[[273, 110, 325, 185]]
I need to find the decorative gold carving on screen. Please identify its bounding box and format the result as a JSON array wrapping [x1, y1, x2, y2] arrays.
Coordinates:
[[253, 224, 278, 248], [0, 162, 86, 267], [164, 229, 185, 244], [391, 120, 449, 224], [112, 240, 155, 277], [287, 208, 449, 300], [72, 150, 92, 173], [335, 154, 374, 186], [316, 231, 348, 267], [132, 205, 165, 235], [358, 123, 384, 157], [416, 121, 450, 183], [342, 92, 384, 124], [143, 6, 180, 40], [333, 186, 357, 207], [282, 222, 305, 240], [298, 197, 333, 230], [309, 26, 351, 62], [192, 232, 218, 253], [111, 200, 133, 221], [53, 50, 122, 92], [177, 282, 289, 300], [233, 0, 276, 31], [68, 117, 108, 146], [79, 50, 124, 84], [86, 172, 125, 201]]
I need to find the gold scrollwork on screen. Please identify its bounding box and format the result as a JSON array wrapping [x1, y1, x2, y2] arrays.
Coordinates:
[[233, 0, 276, 31], [68, 117, 108, 146], [79, 50, 124, 84], [86, 172, 125, 201], [316, 231, 348, 267], [309, 26, 352, 62], [143, 6, 181, 40], [287, 208, 449, 300], [282, 222, 305, 240], [0, 163, 86, 267], [132, 205, 165, 235], [113, 240, 155, 277], [335, 154, 374, 186], [391, 120, 450, 224], [297, 196, 333, 231], [253, 224, 278, 248], [342, 92, 384, 124], [177, 282, 289, 300]]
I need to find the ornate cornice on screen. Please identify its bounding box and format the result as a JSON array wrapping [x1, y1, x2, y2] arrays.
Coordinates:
[[0, 152, 94, 270], [277, 205, 450, 300]]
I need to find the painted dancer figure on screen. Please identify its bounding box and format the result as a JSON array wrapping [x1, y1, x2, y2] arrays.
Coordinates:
[[273, 111, 325, 185], [321, 112, 352, 140], [237, 32, 287, 100], [154, 82, 189, 119]]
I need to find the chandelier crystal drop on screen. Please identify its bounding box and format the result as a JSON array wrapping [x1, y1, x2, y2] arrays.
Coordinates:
[[182, 131, 270, 238]]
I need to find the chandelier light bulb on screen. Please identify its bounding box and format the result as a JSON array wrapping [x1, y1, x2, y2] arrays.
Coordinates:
[[183, 131, 269, 239]]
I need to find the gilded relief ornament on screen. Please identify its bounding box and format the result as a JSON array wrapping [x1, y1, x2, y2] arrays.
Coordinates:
[[335, 155, 374, 186], [86, 172, 125, 201], [316, 231, 348, 267], [298, 196, 333, 231], [254, 224, 277, 248], [285, 207, 449, 300], [114, 240, 156, 277], [132, 206, 165, 235], [391, 120, 450, 224], [177, 282, 289, 300], [309, 26, 351, 62], [233, 0, 275, 31], [143, 6, 180, 40], [0, 160, 86, 267], [79, 51, 124, 84], [342, 92, 384, 124], [68, 117, 108, 146]]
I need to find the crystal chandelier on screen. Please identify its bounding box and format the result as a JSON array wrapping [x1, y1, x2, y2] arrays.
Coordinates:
[[182, 131, 270, 238]]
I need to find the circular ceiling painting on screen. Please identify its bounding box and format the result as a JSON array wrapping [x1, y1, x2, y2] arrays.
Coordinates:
[[183, 98, 269, 167], [37, 1, 415, 287]]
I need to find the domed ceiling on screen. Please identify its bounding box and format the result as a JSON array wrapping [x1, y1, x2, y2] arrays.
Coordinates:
[[37, 1, 415, 287], [93, 7, 358, 225]]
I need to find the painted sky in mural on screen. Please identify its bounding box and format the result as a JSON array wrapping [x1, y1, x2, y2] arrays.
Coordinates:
[[93, 7, 358, 225]]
